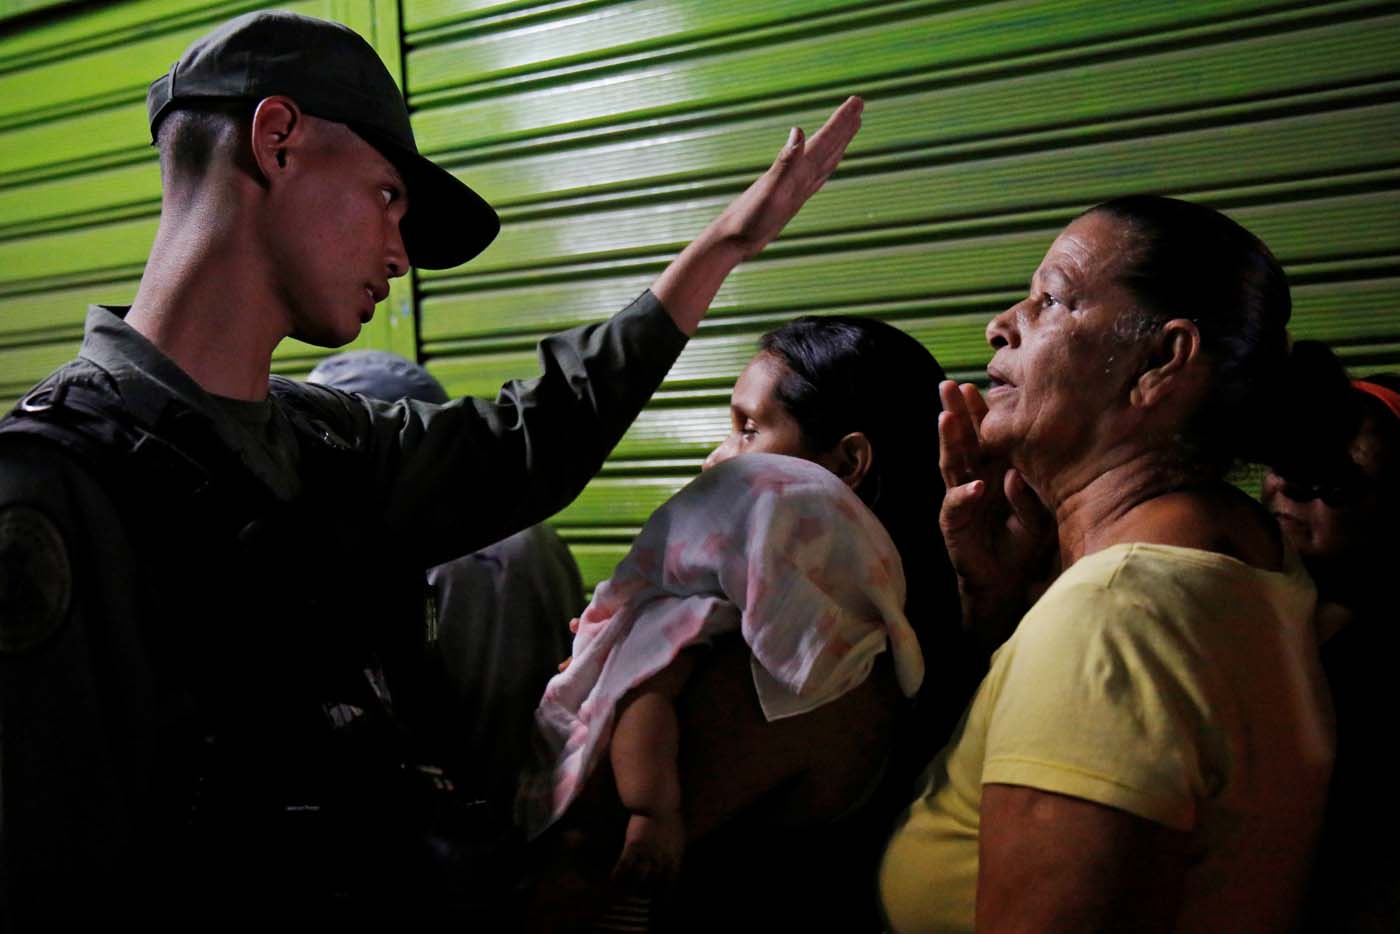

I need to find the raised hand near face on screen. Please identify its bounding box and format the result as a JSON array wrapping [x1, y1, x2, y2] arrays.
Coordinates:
[[937, 380, 1055, 644]]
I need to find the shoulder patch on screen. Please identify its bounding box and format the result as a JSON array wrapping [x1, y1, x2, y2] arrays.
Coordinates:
[[0, 505, 72, 653]]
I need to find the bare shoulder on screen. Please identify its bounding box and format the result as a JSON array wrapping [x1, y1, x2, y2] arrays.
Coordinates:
[[676, 637, 901, 834], [1127, 484, 1283, 571]]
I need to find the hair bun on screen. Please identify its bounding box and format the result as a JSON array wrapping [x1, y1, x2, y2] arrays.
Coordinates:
[[1235, 339, 1355, 472]]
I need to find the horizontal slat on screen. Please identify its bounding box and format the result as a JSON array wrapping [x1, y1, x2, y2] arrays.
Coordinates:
[[0, 214, 154, 291], [1336, 344, 1400, 375], [0, 281, 329, 365], [16, 272, 1396, 415], [0, 0, 257, 66], [1241, 191, 1400, 265], [422, 272, 647, 339], [0, 277, 346, 409], [0, 278, 120, 341], [0, 340, 351, 411], [0, 158, 159, 239], [0, 0, 324, 128], [8, 10, 1394, 284], [563, 540, 632, 594], [409, 0, 1380, 154], [406, 0, 876, 96], [418, 188, 1400, 346], [16, 6, 1383, 198], [428, 347, 543, 398], [0, 0, 76, 29], [427, 11, 1400, 207], [2, 37, 190, 128], [1290, 277, 1400, 343], [423, 275, 1400, 469], [443, 104, 1400, 277], [608, 405, 728, 461], [552, 474, 686, 526], [0, 339, 78, 402], [403, 0, 562, 34], [0, 0, 385, 187], [0, 102, 147, 185], [548, 268, 1400, 588], [5, 0, 1399, 594]]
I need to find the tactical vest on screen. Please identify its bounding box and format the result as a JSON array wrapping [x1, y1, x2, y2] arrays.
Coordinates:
[[0, 359, 518, 926]]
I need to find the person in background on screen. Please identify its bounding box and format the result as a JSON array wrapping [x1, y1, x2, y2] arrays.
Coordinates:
[[524, 316, 979, 932], [307, 349, 585, 803], [1261, 346, 1400, 933], [881, 195, 1333, 933]]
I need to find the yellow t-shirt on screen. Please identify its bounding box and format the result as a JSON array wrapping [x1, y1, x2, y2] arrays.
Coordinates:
[[880, 543, 1333, 933]]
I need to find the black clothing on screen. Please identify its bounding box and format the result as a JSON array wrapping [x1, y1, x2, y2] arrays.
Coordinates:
[[0, 293, 684, 928]]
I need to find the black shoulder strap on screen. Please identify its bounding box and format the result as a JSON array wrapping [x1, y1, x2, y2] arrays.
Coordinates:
[[2, 362, 146, 466], [0, 361, 266, 530], [267, 376, 364, 462]]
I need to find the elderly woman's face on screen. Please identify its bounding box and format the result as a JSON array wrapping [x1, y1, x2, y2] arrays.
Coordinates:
[[978, 211, 1146, 467]]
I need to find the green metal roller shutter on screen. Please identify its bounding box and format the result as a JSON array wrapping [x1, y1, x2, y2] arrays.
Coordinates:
[[3, 0, 1398, 591], [403, 0, 1400, 589], [0, 0, 416, 409]]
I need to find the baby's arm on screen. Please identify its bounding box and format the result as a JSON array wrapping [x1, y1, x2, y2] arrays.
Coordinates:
[[609, 649, 700, 888]]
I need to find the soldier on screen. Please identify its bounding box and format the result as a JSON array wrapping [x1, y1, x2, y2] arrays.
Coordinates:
[[306, 349, 586, 803], [0, 9, 861, 928]]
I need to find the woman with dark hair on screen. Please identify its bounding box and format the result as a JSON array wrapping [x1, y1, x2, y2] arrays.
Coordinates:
[[1264, 354, 1400, 620], [522, 316, 976, 931], [881, 195, 1333, 932], [1262, 349, 1400, 933], [699, 316, 963, 667]]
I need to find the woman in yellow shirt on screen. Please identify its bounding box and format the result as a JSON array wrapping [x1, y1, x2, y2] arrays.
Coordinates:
[[880, 195, 1334, 933]]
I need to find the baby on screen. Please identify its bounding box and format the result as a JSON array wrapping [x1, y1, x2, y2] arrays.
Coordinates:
[[517, 452, 924, 886]]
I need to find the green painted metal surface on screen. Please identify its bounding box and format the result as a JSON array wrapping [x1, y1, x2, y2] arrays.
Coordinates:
[[402, 0, 1400, 588], [0, 0, 416, 414], [0, 0, 86, 27], [3, 0, 1399, 590]]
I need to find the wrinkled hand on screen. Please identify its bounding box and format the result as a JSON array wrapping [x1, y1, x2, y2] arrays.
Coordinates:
[[938, 380, 1054, 638], [709, 96, 864, 260]]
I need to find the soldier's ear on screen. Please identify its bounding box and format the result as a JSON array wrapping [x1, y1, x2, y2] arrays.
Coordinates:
[[249, 96, 304, 184]]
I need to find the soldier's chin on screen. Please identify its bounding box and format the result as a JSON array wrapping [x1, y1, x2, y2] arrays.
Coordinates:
[[289, 319, 361, 349]]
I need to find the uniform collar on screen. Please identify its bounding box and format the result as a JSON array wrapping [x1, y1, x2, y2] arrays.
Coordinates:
[[78, 305, 300, 500], [79, 305, 227, 427]]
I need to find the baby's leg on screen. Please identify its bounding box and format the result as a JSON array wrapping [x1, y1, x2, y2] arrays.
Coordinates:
[[609, 649, 699, 888]]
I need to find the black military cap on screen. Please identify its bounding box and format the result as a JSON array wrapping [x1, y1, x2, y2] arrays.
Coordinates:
[[146, 9, 498, 270]]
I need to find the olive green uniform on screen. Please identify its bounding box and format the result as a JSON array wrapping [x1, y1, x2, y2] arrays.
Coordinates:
[[0, 291, 685, 926]]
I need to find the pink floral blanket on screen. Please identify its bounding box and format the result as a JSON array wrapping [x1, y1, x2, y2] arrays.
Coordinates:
[[516, 453, 924, 839]]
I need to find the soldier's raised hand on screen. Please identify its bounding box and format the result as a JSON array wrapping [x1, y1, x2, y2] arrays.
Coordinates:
[[711, 96, 864, 259], [652, 96, 864, 334]]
